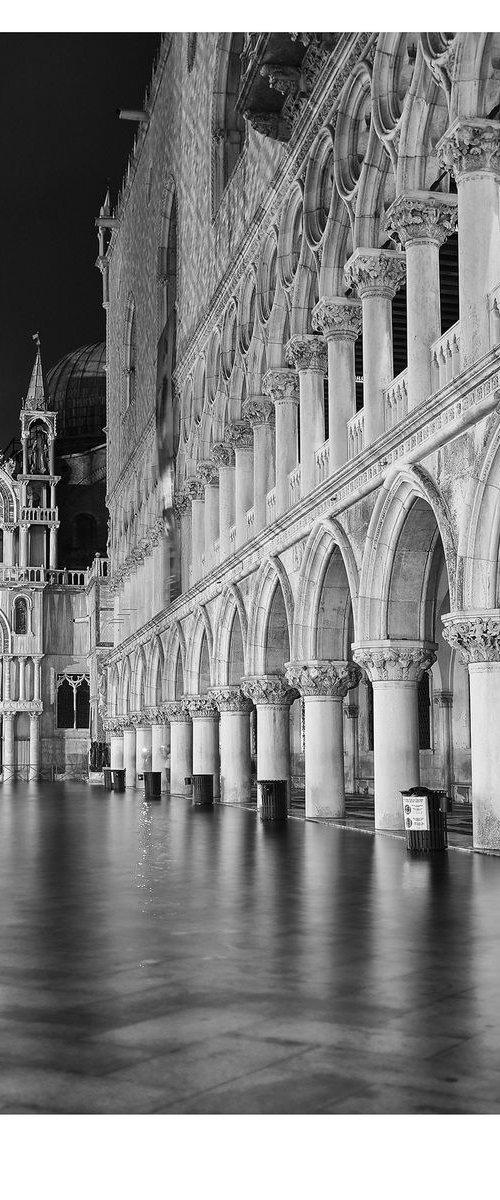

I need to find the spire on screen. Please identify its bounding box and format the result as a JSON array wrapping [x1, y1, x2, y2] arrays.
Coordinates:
[[100, 185, 111, 219], [23, 332, 48, 411]]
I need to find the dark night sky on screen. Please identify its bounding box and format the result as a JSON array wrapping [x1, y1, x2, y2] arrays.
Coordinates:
[[0, 31, 161, 449]]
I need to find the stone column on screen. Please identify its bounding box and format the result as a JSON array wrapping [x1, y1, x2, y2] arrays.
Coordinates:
[[225, 420, 254, 549], [385, 191, 458, 409], [19, 524, 29, 568], [173, 492, 191, 594], [164, 702, 192, 795], [197, 462, 219, 572], [262, 369, 300, 518], [18, 657, 26, 702], [33, 657, 42, 702], [148, 707, 169, 779], [241, 675, 297, 808], [28, 712, 41, 782], [211, 443, 235, 562], [285, 335, 328, 497], [3, 524, 15, 566], [134, 719, 152, 785], [3, 656, 12, 701], [242, 396, 275, 533], [3, 713, 14, 779], [312, 297, 362, 473], [434, 691, 453, 801], [210, 685, 253, 805], [108, 720, 124, 770], [353, 641, 437, 830], [344, 248, 406, 446], [438, 119, 500, 366], [184, 478, 205, 586], [49, 525, 58, 570], [345, 702, 360, 795], [122, 719, 137, 788], [285, 660, 361, 819], [184, 695, 220, 799], [442, 611, 500, 850]]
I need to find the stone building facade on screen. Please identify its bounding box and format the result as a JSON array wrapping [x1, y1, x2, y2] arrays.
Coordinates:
[[100, 32, 500, 851]]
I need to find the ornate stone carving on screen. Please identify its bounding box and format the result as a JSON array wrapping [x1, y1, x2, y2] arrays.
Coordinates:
[[352, 641, 437, 682], [197, 461, 219, 487], [260, 63, 305, 100], [243, 110, 291, 142], [442, 611, 500, 664], [285, 335, 327, 373], [437, 118, 500, 181], [173, 491, 190, 519], [184, 694, 219, 719], [262, 369, 299, 405], [129, 712, 149, 729], [344, 248, 406, 299], [164, 701, 191, 723], [345, 704, 359, 719], [285, 659, 361, 698], [211, 441, 235, 468], [209, 685, 253, 713], [385, 191, 458, 248], [103, 717, 123, 736], [224, 419, 253, 449], [312, 296, 362, 341], [145, 706, 163, 724], [183, 478, 204, 502], [241, 674, 299, 706], [242, 396, 275, 427], [433, 691, 453, 708]]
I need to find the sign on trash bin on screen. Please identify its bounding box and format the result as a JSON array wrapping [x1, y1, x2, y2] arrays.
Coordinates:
[[403, 794, 430, 831]]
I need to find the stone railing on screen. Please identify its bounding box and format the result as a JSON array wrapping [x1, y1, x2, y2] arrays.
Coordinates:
[[229, 524, 237, 549], [489, 283, 500, 347], [246, 507, 255, 535], [90, 555, 109, 579], [315, 439, 330, 484], [0, 565, 87, 586], [20, 507, 58, 523], [266, 487, 277, 524], [347, 410, 364, 460], [288, 464, 301, 507], [384, 368, 409, 431], [431, 321, 461, 392], [213, 537, 220, 560]]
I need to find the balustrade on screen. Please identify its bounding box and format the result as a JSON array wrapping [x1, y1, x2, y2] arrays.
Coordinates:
[[430, 321, 461, 392], [266, 487, 277, 524], [288, 464, 301, 507], [489, 284, 500, 347], [314, 439, 330, 485], [384, 368, 409, 431], [246, 507, 255, 535], [229, 523, 237, 549], [347, 410, 365, 460], [20, 507, 58, 523]]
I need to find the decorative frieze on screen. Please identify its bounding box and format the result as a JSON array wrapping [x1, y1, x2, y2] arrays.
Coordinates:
[[437, 118, 500, 182], [285, 334, 328, 373], [312, 296, 362, 341], [262, 368, 300, 405], [163, 701, 191, 723], [197, 461, 219, 487], [184, 694, 220, 719], [242, 395, 275, 427], [241, 673, 299, 706], [211, 441, 235, 468], [103, 717, 124, 736], [285, 659, 361, 698], [183, 478, 205, 502], [385, 191, 458, 248], [209, 685, 253, 713], [442, 611, 500, 663], [352, 641, 437, 682], [344, 248, 406, 299], [345, 704, 359, 719], [173, 491, 190, 519], [224, 419, 254, 449]]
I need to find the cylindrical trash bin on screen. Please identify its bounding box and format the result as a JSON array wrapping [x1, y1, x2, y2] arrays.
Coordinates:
[[192, 774, 213, 806], [258, 780, 288, 822], [144, 771, 161, 801], [112, 768, 126, 793], [402, 787, 448, 852], [103, 767, 113, 792]]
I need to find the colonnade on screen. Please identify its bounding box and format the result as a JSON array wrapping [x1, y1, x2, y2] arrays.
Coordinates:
[[1, 710, 41, 781]]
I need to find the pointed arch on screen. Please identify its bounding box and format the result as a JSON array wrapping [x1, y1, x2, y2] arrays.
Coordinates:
[[293, 517, 360, 659], [120, 656, 132, 715], [164, 621, 187, 699], [185, 604, 214, 692], [462, 414, 500, 609], [247, 555, 294, 675], [146, 635, 165, 706], [213, 582, 248, 684], [132, 645, 147, 714]]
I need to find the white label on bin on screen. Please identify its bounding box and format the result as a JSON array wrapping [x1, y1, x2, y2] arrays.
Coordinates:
[[403, 795, 430, 831]]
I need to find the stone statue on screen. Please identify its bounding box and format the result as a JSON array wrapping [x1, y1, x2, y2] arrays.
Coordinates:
[[29, 428, 48, 474]]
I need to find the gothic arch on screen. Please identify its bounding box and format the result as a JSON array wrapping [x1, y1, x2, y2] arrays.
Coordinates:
[[108, 663, 120, 718], [0, 609, 11, 654], [119, 656, 132, 715], [462, 415, 500, 609], [247, 555, 294, 675], [293, 517, 360, 659], [184, 604, 213, 692], [212, 33, 246, 211], [146, 635, 165, 706], [132, 645, 147, 713], [0, 473, 17, 525], [164, 622, 186, 699], [212, 583, 248, 684]]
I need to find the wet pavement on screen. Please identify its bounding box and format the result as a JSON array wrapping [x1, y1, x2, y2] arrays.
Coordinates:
[[0, 782, 499, 1114]]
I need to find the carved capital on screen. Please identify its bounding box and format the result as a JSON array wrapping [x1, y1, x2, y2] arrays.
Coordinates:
[[285, 334, 328, 373], [437, 118, 500, 181], [103, 718, 124, 736], [209, 685, 253, 713], [434, 691, 453, 708], [211, 441, 235, 468], [345, 704, 359, 719], [442, 610, 500, 664], [353, 641, 437, 682], [242, 395, 275, 427], [164, 701, 191, 723], [385, 191, 458, 248], [344, 248, 406, 299], [173, 491, 190, 519], [129, 712, 149, 729], [224, 419, 254, 450], [262, 369, 300, 406], [285, 659, 361, 698], [312, 296, 362, 341], [241, 673, 299, 706], [145, 706, 163, 724], [183, 477, 204, 503], [197, 461, 219, 487], [184, 694, 220, 719]]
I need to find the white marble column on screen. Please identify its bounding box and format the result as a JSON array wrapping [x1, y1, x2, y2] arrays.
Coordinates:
[[49, 525, 58, 569], [353, 641, 437, 830], [262, 369, 299, 518], [184, 478, 205, 586], [312, 297, 362, 473], [19, 524, 29, 568], [3, 713, 14, 779], [134, 719, 152, 785], [385, 191, 458, 409], [344, 248, 406, 446], [443, 612, 500, 850], [285, 335, 328, 497], [211, 685, 253, 805], [173, 492, 191, 594], [211, 442, 235, 562], [184, 695, 220, 799], [438, 119, 500, 366], [286, 660, 361, 819], [434, 690, 453, 800], [109, 721, 124, 770], [3, 656, 12, 701], [149, 707, 169, 779], [28, 712, 41, 782], [197, 462, 219, 572], [225, 420, 254, 549], [18, 657, 26, 702], [344, 702, 360, 795], [123, 720, 137, 788], [33, 657, 42, 702], [3, 524, 15, 566], [164, 701, 193, 795], [241, 675, 297, 809], [242, 396, 275, 533]]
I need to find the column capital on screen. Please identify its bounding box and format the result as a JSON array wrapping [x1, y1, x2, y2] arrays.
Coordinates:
[[164, 700, 191, 723], [442, 609, 500, 664], [144, 705, 163, 724], [285, 659, 361, 698], [352, 640, 437, 682], [129, 712, 149, 729], [103, 717, 123, 735], [173, 491, 190, 519], [285, 334, 328, 373], [183, 477, 204, 503], [437, 118, 500, 182], [120, 717, 136, 732], [183, 693, 220, 719], [211, 441, 235, 468], [209, 685, 253, 713], [242, 395, 275, 427], [241, 673, 299, 706], [224, 419, 253, 449], [262, 368, 300, 406], [385, 190, 458, 248], [345, 703, 359, 719], [433, 690, 453, 708], [197, 461, 219, 487], [312, 296, 362, 341], [344, 247, 406, 299]]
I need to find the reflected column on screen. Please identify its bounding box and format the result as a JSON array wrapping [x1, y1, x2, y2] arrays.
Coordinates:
[[122, 718, 137, 788]]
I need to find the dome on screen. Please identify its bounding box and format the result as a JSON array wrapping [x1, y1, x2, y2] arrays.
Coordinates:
[[46, 342, 106, 448]]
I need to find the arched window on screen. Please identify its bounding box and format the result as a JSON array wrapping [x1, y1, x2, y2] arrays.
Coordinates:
[[75, 678, 90, 729], [14, 597, 28, 635], [213, 34, 247, 210], [56, 674, 90, 729], [123, 296, 137, 409]]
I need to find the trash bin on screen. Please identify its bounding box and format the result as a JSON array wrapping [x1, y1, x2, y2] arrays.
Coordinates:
[[112, 768, 126, 793], [401, 787, 448, 852], [144, 771, 162, 800], [258, 780, 288, 822], [103, 767, 113, 792], [192, 774, 213, 806]]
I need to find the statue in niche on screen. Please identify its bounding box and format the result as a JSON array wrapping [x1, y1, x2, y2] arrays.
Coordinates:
[[28, 427, 48, 474]]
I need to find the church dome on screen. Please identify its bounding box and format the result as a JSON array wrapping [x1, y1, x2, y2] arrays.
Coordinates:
[[46, 342, 106, 449]]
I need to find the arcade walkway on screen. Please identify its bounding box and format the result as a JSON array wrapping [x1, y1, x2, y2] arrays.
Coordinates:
[[0, 783, 499, 1114]]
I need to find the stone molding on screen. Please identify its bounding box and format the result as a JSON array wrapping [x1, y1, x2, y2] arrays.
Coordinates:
[[211, 441, 235, 468], [352, 641, 437, 682], [184, 694, 220, 719], [344, 247, 406, 299], [145, 706, 166, 724], [209, 685, 253, 713], [241, 673, 299, 706], [183, 477, 205, 503], [442, 610, 500, 664], [433, 691, 453, 708], [224, 420, 254, 450], [103, 717, 124, 736], [285, 658, 361, 698], [197, 461, 219, 487], [385, 191, 458, 248], [345, 704, 359, 719], [312, 296, 362, 341], [164, 701, 191, 723], [242, 395, 275, 427], [262, 368, 300, 406], [173, 491, 190, 519], [285, 334, 328, 373], [129, 712, 150, 730], [437, 118, 500, 182], [0, 699, 43, 714]]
